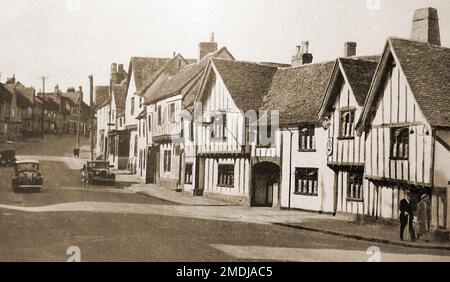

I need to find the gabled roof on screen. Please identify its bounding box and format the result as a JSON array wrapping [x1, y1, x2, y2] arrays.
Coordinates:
[[339, 57, 379, 105], [262, 61, 335, 125], [146, 47, 234, 105], [95, 86, 110, 109], [357, 38, 450, 132], [198, 58, 278, 111], [113, 81, 128, 116], [5, 84, 34, 108], [128, 57, 172, 95], [62, 91, 81, 105], [141, 54, 192, 103], [0, 83, 13, 102], [319, 57, 379, 117]]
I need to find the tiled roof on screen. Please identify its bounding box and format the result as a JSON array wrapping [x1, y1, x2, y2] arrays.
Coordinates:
[[339, 57, 379, 105], [262, 61, 335, 125], [141, 54, 191, 103], [95, 86, 110, 109], [5, 84, 34, 108], [130, 57, 171, 94], [210, 58, 278, 111], [113, 81, 128, 116], [0, 83, 13, 102], [389, 38, 450, 128], [62, 91, 81, 105], [146, 47, 234, 105]]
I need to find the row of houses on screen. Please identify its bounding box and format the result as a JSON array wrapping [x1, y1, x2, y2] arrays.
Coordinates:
[[95, 7, 450, 235], [0, 76, 91, 143]]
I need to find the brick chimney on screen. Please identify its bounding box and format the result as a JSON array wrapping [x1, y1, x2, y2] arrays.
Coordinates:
[[291, 41, 313, 67], [110, 63, 119, 85], [344, 42, 357, 57], [199, 32, 218, 60], [411, 7, 441, 46]]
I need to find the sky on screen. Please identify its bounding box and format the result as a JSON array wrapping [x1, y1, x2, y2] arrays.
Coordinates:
[[0, 0, 449, 102]]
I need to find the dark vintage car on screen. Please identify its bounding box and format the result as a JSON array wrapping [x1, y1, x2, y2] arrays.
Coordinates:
[[0, 150, 16, 167], [86, 160, 116, 185], [12, 160, 43, 193]]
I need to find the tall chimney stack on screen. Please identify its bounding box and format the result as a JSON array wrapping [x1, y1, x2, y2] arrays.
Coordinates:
[[411, 7, 441, 46], [344, 42, 357, 57], [110, 63, 119, 86], [291, 41, 313, 67], [199, 32, 218, 60]]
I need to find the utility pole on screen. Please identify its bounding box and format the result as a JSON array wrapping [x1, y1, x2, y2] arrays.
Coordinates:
[[39, 76, 49, 139], [89, 75, 94, 161], [77, 86, 82, 151]]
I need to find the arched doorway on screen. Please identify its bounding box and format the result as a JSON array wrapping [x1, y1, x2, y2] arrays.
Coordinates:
[[252, 162, 280, 207]]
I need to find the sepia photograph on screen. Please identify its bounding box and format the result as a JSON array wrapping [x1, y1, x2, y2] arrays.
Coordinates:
[[1, 0, 450, 268]]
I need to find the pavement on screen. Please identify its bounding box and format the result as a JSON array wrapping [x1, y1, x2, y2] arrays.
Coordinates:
[[125, 183, 450, 251]]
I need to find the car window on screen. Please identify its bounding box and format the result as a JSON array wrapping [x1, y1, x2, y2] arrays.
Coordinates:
[[17, 163, 38, 171]]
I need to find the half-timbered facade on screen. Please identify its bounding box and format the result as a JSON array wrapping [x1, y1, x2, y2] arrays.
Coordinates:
[[0, 84, 12, 142], [357, 37, 450, 231], [143, 44, 234, 190], [194, 58, 278, 205], [125, 57, 173, 174], [139, 54, 194, 184], [319, 57, 378, 215]]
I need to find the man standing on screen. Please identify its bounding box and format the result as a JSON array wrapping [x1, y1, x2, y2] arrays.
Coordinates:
[[399, 192, 416, 241]]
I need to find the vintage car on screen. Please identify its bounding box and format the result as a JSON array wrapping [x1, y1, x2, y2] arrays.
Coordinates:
[[12, 160, 43, 193], [0, 150, 16, 167], [86, 160, 116, 185]]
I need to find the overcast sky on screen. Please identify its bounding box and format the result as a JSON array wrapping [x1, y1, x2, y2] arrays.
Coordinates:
[[1, 0, 449, 102]]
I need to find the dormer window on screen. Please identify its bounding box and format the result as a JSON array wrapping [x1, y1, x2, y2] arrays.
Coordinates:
[[340, 110, 355, 139]]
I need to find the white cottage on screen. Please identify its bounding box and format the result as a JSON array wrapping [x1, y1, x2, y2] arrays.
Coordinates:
[[357, 36, 450, 232], [193, 58, 279, 205], [140, 54, 197, 185], [124, 57, 172, 176], [143, 42, 234, 190], [319, 52, 379, 215], [262, 55, 336, 213]]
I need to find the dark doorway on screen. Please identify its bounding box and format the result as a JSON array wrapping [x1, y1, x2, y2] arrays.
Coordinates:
[[118, 132, 130, 170], [194, 157, 206, 196], [252, 162, 280, 207], [146, 146, 159, 184], [104, 137, 108, 161]]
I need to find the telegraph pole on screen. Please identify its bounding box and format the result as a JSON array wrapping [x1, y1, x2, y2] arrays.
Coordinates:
[[39, 76, 49, 139], [89, 75, 94, 160], [77, 86, 82, 151]]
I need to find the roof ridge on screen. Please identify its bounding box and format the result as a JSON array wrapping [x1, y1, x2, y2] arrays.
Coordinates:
[[279, 60, 335, 70], [388, 36, 450, 50], [212, 57, 279, 68]]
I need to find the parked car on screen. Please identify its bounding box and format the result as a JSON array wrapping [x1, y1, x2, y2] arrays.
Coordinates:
[[12, 160, 43, 193], [0, 150, 16, 167], [86, 160, 116, 185]]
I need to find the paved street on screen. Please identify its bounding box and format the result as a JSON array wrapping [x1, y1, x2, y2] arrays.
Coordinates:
[[1, 136, 450, 262]]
